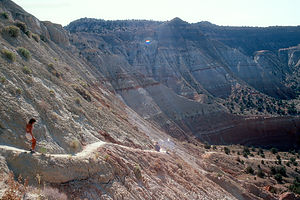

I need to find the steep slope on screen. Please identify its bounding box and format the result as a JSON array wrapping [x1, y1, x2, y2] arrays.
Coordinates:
[[0, 0, 153, 155], [66, 18, 300, 148]]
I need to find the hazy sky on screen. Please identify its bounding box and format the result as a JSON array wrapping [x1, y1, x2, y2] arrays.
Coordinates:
[[12, 0, 300, 27]]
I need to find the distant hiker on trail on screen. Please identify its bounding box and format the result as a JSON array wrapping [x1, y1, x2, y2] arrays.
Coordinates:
[[154, 141, 160, 152], [25, 118, 36, 153]]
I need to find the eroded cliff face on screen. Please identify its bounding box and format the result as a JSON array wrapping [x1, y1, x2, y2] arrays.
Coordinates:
[[66, 17, 300, 147]]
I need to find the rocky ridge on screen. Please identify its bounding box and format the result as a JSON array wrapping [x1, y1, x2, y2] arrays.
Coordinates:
[[66, 17, 300, 148]]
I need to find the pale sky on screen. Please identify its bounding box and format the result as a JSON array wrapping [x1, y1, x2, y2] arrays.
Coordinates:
[[12, 0, 300, 27]]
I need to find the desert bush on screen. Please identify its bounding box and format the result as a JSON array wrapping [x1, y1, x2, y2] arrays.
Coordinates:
[[22, 66, 32, 75], [224, 147, 230, 154], [256, 168, 265, 178], [49, 89, 55, 97], [41, 187, 68, 200], [261, 160, 264, 165], [204, 142, 211, 149], [17, 47, 31, 60], [70, 139, 80, 153], [246, 166, 254, 174], [1, 49, 16, 62], [290, 157, 296, 162], [0, 76, 6, 84], [270, 166, 286, 176], [274, 173, 283, 183], [40, 147, 47, 155], [1, 12, 9, 19], [47, 63, 62, 79], [15, 21, 27, 33], [236, 156, 244, 164], [104, 154, 110, 161], [16, 88, 22, 95], [2, 172, 28, 200], [270, 148, 278, 154], [40, 34, 48, 42], [134, 165, 142, 180], [258, 148, 264, 155], [32, 33, 40, 42], [3, 25, 20, 37], [75, 97, 81, 105], [276, 154, 281, 160], [289, 177, 300, 194], [25, 30, 31, 38], [24, 76, 33, 85], [72, 85, 91, 102], [243, 146, 250, 155]]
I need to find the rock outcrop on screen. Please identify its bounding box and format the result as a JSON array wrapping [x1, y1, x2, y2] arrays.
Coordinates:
[[66, 17, 300, 148]]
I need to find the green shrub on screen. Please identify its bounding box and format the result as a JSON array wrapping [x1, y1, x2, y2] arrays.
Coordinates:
[[32, 33, 40, 42], [40, 147, 47, 155], [75, 97, 81, 105], [17, 47, 31, 60], [16, 88, 22, 95], [25, 30, 31, 38], [270, 148, 278, 154], [15, 21, 27, 33], [270, 166, 286, 176], [256, 168, 265, 178], [261, 160, 264, 165], [274, 173, 283, 183], [204, 142, 211, 149], [224, 147, 230, 155], [1, 49, 16, 62], [258, 148, 264, 155], [22, 66, 32, 75], [40, 34, 48, 42], [289, 177, 300, 194], [276, 155, 281, 160], [70, 140, 80, 153], [1, 12, 9, 19], [290, 157, 296, 162], [49, 89, 55, 97], [246, 166, 254, 174], [236, 156, 244, 164], [0, 76, 6, 84], [4, 25, 20, 37], [134, 165, 142, 180], [243, 146, 250, 155]]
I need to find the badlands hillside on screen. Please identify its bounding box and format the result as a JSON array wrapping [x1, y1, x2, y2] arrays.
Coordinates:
[[0, 0, 299, 199]]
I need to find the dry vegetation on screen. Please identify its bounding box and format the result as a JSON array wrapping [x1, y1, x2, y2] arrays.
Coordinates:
[[1, 172, 67, 200], [201, 143, 300, 195]]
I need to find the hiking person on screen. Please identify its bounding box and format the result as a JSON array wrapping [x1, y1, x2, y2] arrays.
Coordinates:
[[25, 118, 36, 153], [154, 141, 160, 152]]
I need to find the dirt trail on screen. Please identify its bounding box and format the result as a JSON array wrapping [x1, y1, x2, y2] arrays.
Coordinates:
[[0, 140, 164, 159]]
